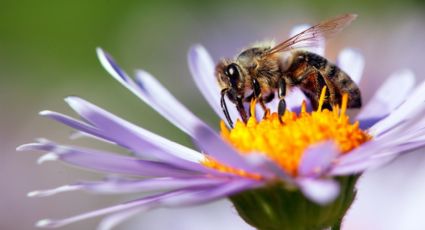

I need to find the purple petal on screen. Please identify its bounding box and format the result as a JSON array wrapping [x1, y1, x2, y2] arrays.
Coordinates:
[[134, 70, 211, 137], [193, 125, 271, 176], [28, 177, 231, 197], [159, 179, 261, 207], [290, 24, 325, 56], [63, 97, 207, 167], [285, 88, 311, 113], [298, 141, 339, 177], [98, 48, 210, 138], [27, 185, 82, 198], [336, 48, 365, 85], [188, 45, 240, 126], [330, 154, 396, 175], [370, 77, 425, 136], [39, 111, 105, 139], [245, 153, 293, 182], [332, 138, 425, 176], [35, 191, 179, 228], [96, 48, 133, 84], [357, 69, 415, 129], [297, 178, 340, 205], [35, 180, 259, 228], [98, 209, 142, 230], [18, 141, 198, 177]]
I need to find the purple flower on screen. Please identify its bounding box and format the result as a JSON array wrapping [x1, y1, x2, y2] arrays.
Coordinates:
[[19, 24, 425, 230]]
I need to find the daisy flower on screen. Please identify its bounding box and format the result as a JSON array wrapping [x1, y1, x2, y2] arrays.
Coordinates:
[[19, 24, 425, 230]]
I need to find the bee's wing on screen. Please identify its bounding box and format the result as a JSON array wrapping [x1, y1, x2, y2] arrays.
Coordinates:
[[266, 14, 357, 55]]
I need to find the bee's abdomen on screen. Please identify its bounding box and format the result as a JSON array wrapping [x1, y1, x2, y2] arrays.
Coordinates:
[[322, 62, 362, 108], [287, 51, 362, 109]]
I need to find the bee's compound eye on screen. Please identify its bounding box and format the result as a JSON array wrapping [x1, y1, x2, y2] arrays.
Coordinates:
[[226, 63, 240, 86]]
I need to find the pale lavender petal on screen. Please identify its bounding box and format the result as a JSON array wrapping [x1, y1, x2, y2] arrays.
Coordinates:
[[193, 125, 270, 175], [188, 45, 240, 126], [96, 48, 133, 85], [297, 178, 340, 205], [134, 70, 211, 137], [357, 69, 415, 129], [98, 48, 211, 137], [298, 141, 339, 177], [245, 153, 293, 182], [40, 109, 208, 173], [369, 78, 425, 136], [330, 137, 425, 176], [35, 191, 179, 228], [36, 180, 258, 228], [336, 48, 365, 85], [28, 177, 230, 197], [159, 179, 261, 207], [98, 209, 141, 230], [18, 141, 198, 177], [290, 24, 325, 56], [27, 185, 82, 198], [285, 87, 311, 113], [330, 154, 396, 175], [39, 111, 105, 140], [64, 97, 206, 165]]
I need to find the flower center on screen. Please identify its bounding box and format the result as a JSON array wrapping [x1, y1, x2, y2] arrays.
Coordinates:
[[203, 87, 371, 177]]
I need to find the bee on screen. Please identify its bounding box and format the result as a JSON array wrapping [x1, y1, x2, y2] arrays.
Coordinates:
[[216, 14, 361, 127]]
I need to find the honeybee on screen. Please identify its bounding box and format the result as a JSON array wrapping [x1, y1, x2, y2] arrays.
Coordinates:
[[216, 14, 361, 127]]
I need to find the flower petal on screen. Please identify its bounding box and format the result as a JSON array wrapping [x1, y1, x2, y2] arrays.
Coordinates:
[[159, 179, 261, 207], [336, 48, 365, 85], [18, 140, 198, 177], [36, 180, 258, 228], [297, 178, 340, 205], [193, 125, 272, 176], [332, 136, 425, 176], [98, 48, 211, 137], [369, 77, 425, 136], [39, 108, 207, 173], [64, 97, 205, 164], [98, 209, 141, 230], [134, 69, 211, 137], [28, 177, 232, 197], [35, 191, 178, 228], [188, 45, 240, 125], [298, 141, 339, 177], [357, 69, 415, 129]]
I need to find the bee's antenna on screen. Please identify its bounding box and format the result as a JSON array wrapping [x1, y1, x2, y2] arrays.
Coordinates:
[[220, 89, 234, 128]]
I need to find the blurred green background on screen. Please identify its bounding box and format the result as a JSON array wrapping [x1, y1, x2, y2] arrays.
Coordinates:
[[1, 0, 425, 229]]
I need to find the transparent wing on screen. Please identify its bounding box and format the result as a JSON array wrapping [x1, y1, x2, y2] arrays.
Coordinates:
[[266, 14, 357, 55]]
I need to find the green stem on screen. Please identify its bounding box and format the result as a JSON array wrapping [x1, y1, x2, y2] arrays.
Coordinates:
[[331, 218, 342, 230]]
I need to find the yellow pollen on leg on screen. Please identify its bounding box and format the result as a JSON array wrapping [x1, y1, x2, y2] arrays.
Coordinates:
[[203, 90, 371, 177]]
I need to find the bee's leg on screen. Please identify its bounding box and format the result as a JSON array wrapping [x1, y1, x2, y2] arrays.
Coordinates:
[[316, 71, 333, 110], [236, 97, 248, 123], [252, 79, 268, 113], [298, 67, 332, 110], [277, 78, 287, 123], [220, 89, 234, 128]]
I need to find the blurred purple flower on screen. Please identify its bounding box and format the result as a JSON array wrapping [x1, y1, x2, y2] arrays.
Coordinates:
[[19, 24, 425, 229]]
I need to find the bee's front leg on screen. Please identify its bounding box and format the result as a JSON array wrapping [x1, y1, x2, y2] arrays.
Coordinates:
[[236, 97, 248, 123]]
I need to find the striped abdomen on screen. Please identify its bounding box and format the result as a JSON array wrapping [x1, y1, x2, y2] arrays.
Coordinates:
[[284, 50, 361, 109]]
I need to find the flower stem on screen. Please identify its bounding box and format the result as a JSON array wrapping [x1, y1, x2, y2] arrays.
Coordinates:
[[331, 218, 342, 230]]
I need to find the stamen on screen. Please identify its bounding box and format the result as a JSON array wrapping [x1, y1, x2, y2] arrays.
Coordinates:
[[317, 86, 328, 111], [204, 90, 371, 177]]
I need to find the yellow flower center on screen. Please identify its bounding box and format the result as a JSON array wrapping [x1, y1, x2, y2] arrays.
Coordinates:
[[203, 87, 371, 178]]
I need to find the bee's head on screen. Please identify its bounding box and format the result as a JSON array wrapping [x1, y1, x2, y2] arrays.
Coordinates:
[[215, 59, 244, 103]]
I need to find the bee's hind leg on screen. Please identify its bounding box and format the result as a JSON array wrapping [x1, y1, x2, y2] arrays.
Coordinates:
[[277, 78, 287, 123]]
